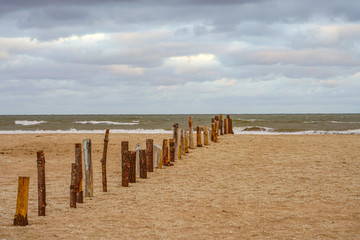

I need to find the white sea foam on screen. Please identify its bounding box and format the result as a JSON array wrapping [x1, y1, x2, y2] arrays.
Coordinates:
[[74, 121, 138, 125], [0, 128, 172, 134], [15, 120, 47, 126]]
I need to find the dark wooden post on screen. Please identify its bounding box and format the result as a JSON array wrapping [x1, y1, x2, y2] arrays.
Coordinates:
[[211, 118, 215, 141], [185, 131, 189, 153], [70, 163, 77, 208], [197, 126, 202, 147], [121, 141, 130, 187], [14, 176, 30, 226], [219, 114, 223, 135], [224, 118, 229, 134], [169, 139, 175, 162], [75, 143, 83, 203], [37, 151, 46, 216], [162, 139, 169, 166], [83, 139, 93, 197], [129, 151, 136, 183], [181, 130, 185, 155], [101, 129, 109, 192], [177, 128, 182, 160], [227, 115, 234, 134], [139, 150, 147, 179], [173, 123, 179, 161], [204, 126, 209, 145], [188, 117, 195, 149], [146, 139, 154, 172]]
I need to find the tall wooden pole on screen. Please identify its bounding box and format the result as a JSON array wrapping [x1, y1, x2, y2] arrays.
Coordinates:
[[181, 130, 185, 155], [215, 116, 220, 136], [196, 126, 202, 147], [83, 139, 93, 197], [203, 126, 209, 146], [227, 115, 234, 134], [173, 123, 179, 161], [188, 117, 195, 149], [162, 139, 169, 166], [36, 150, 46, 216], [139, 150, 147, 179], [75, 143, 83, 203], [121, 141, 129, 187], [219, 114, 223, 135], [177, 128, 182, 160], [224, 118, 229, 134], [169, 139, 175, 162], [101, 129, 109, 192], [146, 139, 154, 172], [129, 151, 136, 183], [185, 131, 189, 153], [70, 163, 77, 208], [14, 176, 30, 226]]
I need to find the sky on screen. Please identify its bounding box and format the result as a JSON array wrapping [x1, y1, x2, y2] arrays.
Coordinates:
[[0, 0, 359, 114]]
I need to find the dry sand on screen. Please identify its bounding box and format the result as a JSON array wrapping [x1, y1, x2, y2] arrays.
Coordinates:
[[0, 133, 359, 239]]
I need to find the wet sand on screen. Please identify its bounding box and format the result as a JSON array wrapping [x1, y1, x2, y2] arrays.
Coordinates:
[[0, 133, 359, 239]]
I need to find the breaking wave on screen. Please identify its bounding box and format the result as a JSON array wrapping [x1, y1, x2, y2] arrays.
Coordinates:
[[74, 121, 138, 125], [15, 120, 47, 126]]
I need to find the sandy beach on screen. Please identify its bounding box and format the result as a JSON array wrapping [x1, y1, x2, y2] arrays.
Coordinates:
[[0, 133, 359, 239]]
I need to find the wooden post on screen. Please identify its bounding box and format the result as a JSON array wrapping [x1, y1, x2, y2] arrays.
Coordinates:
[[135, 143, 142, 176], [129, 151, 136, 183], [162, 139, 169, 166], [75, 143, 83, 203], [83, 139, 93, 197], [121, 141, 130, 187], [177, 128, 182, 160], [215, 116, 220, 136], [169, 139, 175, 162], [185, 131, 189, 153], [196, 126, 202, 147], [219, 114, 223, 135], [188, 117, 195, 149], [173, 123, 179, 161], [14, 176, 30, 226], [101, 129, 109, 192], [146, 139, 154, 172], [224, 118, 229, 134], [204, 126, 209, 145], [214, 121, 219, 143], [227, 115, 234, 134], [139, 150, 147, 179], [211, 118, 215, 141], [36, 150, 46, 216], [181, 130, 185, 155], [70, 163, 77, 208]]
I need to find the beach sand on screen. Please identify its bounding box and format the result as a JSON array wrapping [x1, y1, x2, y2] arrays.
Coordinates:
[[0, 133, 359, 239]]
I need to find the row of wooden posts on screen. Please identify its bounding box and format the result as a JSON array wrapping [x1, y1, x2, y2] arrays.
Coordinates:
[[13, 115, 233, 226]]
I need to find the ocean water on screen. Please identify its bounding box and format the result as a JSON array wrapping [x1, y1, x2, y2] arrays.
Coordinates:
[[0, 114, 360, 135]]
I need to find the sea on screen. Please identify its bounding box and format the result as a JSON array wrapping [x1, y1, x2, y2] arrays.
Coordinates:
[[0, 114, 360, 135]]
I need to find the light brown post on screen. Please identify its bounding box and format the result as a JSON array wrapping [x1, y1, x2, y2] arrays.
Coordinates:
[[121, 141, 130, 187], [162, 139, 169, 165], [169, 139, 175, 162], [215, 116, 219, 136], [204, 126, 209, 145], [188, 117, 195, 149], [101, 129, 109, 192], [224, 118, 229, 134], [196, 126, 202, 147], [146, 139, 154, 172], [211, 118, 215, 141], [214, 121, 219, 143], [219, 114, 223, 135], [177, 128, 182, 160], [37, 150, 46, 216], [75, 143, 83, 203], [185, 131, 189, 153], [83, 139, 93, 197], [181, 130, 185, 155], [129, 151, 136, 183], [173, 123, 179, 161], [139, 150, 147, 179], [70, 163, 77, 208], [14, 176, 30, 226]]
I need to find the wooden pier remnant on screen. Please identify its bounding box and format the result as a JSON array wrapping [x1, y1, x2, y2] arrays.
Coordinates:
[[173, 123, 179, 161], [70, 163, 78, 208], [101, 129, 109, 192], [153, 143, 162, 169], [146, 139, 154, 172], [37, 150, 46, 216], [75, 143, 83, 203], [169, 139, 175, 162], [162, 139, 169, 166], [139, 150, 147, 179], [203, 126, 209, 146], [121, 141, 130, 187], [219, 114, 223, 135], [177, 128, 182, 160], [83, 139, 93, 197], [227, 115, 234, 134], [185, 131, 189, 153], [14, 177, 30, 226], [129, 151, 136, 183], [188, 117, 195, 149], [197, 126, 202, 147]]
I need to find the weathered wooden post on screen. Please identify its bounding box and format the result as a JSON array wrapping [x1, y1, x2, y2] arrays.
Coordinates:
[[181, 129, 185, 155], [101, 129, 109, 192], [129, 151, 136, 183], [37, 150, 46, 216], [153, 144, 162, 169], [185, 131, 189, 153], [146, 139, 154, 172], [188, 117, 195, 149], [75, 143, 83, 203], [14, 176, 30, 226], [70, 163, 77, 208], [121, 141, 130, 187], [169, 139, 175, 162], [196, 126, 202, 147], [204, 126, 209, 145], [135, 143, 142, 176], [139, 150, 147, 179], [224, 118, 229, 134], [83, 139, 93, 197], [214, 121, 219, 143], [219, 114, 223, 135], [177, 128, 182, 160], [215, 116, 219, 135], [227, 115, 234, 134], [173, 123, 179, 161], [162, 139, 169, 166]]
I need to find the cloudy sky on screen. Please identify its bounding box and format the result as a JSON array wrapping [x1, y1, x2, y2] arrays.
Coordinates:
[[0, 0, 359, 114]]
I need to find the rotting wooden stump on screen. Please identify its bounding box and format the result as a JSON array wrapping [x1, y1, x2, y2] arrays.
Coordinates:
[[227, 115, 234, 134], [188, 117, 195, 149], [70, 163, 78, 208], [101, 129, 109, 192], [14, 177, 30, 226], [139, 150, 147, 179], [185, 131, 189, 153], [75, 143, 83, 203], [204, 126, 209, 146], [83, 139, 93, 197], [197, 126, 202, 147], [146, 139, 154, 172], [121, 141, 130, 187], [214, 121, 219, 143], [169, 139, 175, 162], [162, 139, 170, 166], [129, 151, 136, 183], [37, 150, 46, 216], [224, 118, 229, 134]]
